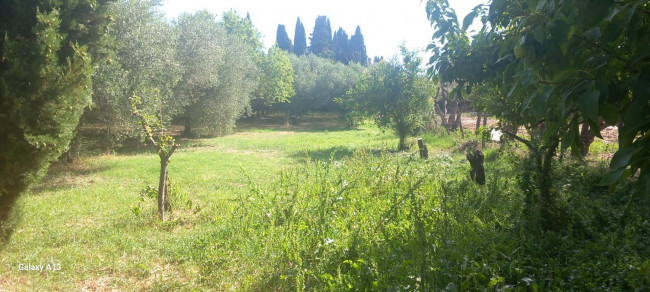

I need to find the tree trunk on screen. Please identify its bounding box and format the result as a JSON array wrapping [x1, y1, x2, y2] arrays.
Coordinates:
[[581, 119, 609, 156], [580, 123, 595, 156], [456, 109, 465, 139], [482, 113, 488, 147], [417, 138, 428, 159], [442, 99, 447, 115], [398, 134, 408, 151], [183, 119, 192, 137], [284, 108, 291, 127], [158, 156, 169, 221], [447, 100, 457, 131], [466, 149, 485, 185], [436, 107, 450, 134], [475, 112, 482, 134], [447, 114, 456, 131], [617, 114, 624, 150], [539, 136, 559, 230]]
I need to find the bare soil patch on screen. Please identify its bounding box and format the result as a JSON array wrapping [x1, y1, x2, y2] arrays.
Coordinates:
[[460, 114, 620, 143]]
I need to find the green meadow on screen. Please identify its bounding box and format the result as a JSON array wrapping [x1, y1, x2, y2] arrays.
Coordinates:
[[1, 114, 648, 291]]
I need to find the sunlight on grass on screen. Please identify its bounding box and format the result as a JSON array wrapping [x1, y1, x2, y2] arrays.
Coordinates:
[[1, 114, 640, 291], [0, 115, 418, 290]]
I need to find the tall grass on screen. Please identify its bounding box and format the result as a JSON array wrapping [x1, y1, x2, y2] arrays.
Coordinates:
[[173, 148, 650, 291], [1, 114, 649, 290], [171, 149, 517, 290]]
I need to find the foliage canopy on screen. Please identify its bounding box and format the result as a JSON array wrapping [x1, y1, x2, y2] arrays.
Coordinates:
[[0, 0, 114, 227], [341, 48, 435, 150], [427, 0, 650, 203]]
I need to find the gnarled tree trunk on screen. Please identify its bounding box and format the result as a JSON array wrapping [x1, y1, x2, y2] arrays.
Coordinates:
[[466, 149, 485, 185]]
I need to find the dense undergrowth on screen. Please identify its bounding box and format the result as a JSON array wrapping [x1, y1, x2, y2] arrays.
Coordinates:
[[173, 148, 650, 291]]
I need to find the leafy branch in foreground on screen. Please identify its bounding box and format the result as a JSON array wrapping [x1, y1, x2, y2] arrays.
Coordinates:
[[427, 0, 650, 228], [131, 95, 179, 221]]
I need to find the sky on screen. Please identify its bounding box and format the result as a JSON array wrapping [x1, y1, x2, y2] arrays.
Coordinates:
[[160, 0, 485, 59]]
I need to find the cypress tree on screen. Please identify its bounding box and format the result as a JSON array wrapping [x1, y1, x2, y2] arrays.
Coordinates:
[[333, 28, 350, 64], [349, 25, 368, 65], [0, 0, 114, 232], [276, 24, 293, 53], [310, 15, 333, 58], [293, 17, 307, 55]]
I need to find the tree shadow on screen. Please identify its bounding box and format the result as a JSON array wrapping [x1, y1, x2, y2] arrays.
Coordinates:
[[28, 160, 114, 195], [236, 112, 354, 133], [290, 146, 387, 162], [0, 201, 22, 250]]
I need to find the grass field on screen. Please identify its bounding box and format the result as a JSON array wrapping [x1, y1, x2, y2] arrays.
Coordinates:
[[0, 113, 443, 290], [1, 113, 648, 291]]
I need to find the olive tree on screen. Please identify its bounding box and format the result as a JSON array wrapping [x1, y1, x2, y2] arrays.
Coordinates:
[[341, 47, 435, 150], [89, 0, 182, 221], [289, 54, 364, 116], [254, 46, 295, 123], [85, 0, 182, 144], [175, 11, 256, 136]]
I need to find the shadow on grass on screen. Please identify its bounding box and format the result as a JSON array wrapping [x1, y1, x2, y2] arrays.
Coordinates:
[[290, 146, 389, 162], [113, 137, 159, 155], [0, 203, 22, 250], [236, 112, 354, 133], [29, 161, 115, 194]]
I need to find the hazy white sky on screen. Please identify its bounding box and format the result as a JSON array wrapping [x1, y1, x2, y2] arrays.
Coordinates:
[[160, 0, 485, 59]]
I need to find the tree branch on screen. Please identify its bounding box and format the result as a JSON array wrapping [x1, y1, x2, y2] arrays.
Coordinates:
[[169, 143, 179, 157], [502, 130, 533, 148], [134, 110, 158, 147]]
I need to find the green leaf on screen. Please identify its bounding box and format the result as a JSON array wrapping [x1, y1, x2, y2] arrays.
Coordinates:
[[507, 80, 519, 98], [634, 171, 650, 199], [488, 276, 504, 289], [552, 68, 577, 83], [495, 54, 514, 64], [532, 88, 552, 119], [462, 10, 478, 31], [601, 103, 618, 125], [321, 273, 334, 280], [602, 16, 624, 42], [561, 125, 576, 150], [581, 0, 614, 26], [518, 69, 535, 86], [588, 119, 603, 139], [532, 25, 546, 43], [521, 92, 536, 113], [609, 146, 639, 170], [580, 89, 600, 123], [600, 167, 626, 186], [549, 18, 570, 42]]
